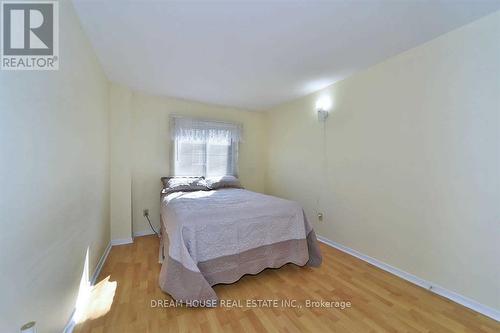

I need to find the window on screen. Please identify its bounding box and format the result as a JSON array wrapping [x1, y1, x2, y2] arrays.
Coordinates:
[[171, 117, 242, 177]]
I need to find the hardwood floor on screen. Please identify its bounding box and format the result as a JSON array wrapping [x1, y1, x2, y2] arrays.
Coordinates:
[[73, 235, 499, 332]]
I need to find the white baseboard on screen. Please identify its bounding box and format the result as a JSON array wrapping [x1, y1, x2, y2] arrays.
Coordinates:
[[90, 243, 112, 285], [133, 229, 156, 237], [110, 237, 134, 246], [62, 308, 76, 333], [317, 235, 500, 322], [62, 241, 112, 333]]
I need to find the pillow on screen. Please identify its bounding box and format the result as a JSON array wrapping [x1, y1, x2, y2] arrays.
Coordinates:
[[161, 177, 170, 188], [205, 175, 242, 190], [163, 177, 208, 194], [161, 176, 204, 189]]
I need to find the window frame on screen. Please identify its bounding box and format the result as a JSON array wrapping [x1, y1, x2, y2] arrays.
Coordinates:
[[170, 116, 241, 178]]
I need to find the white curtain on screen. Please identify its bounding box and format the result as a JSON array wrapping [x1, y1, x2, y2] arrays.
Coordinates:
[[171, 116, 243, 144], [171, 116, 242, 177]]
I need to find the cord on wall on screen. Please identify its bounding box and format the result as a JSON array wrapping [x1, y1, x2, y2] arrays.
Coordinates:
[[143, 210, 160, 237]]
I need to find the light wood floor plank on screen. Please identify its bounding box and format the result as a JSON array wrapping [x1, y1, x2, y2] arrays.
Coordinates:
[[73, 235, 499, 332]]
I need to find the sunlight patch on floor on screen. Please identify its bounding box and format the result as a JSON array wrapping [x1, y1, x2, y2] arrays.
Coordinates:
[[75, 275, 117, 324]]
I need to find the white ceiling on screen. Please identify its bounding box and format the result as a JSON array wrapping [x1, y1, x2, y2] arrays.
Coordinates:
[[73, 0, 500, 110]]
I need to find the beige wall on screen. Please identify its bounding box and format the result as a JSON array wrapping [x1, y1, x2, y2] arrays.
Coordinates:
[[265, 12, 500, 311], [0, 1, 110, 332], [109, 85, 267, 236], [109, 84, 133, 241]]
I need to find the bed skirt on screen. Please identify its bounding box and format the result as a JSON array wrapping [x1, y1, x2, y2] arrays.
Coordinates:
[[158, 222, 322, 303]]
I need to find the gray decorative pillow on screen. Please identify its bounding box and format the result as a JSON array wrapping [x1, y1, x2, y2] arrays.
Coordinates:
[[205, 176, 242, 190], [161, 177, 170, 188], [164, 177, 208, 194]]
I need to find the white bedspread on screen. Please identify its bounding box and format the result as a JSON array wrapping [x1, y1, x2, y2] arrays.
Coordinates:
[[159, 188, 322, 302], [162, 188, 310, 270]]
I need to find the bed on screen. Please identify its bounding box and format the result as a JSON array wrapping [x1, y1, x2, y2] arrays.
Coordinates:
[[158, 176, 322, 303]]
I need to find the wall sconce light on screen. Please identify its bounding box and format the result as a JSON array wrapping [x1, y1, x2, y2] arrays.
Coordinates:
[[316, 97, 331, 122], [20, 322, 36, 333]]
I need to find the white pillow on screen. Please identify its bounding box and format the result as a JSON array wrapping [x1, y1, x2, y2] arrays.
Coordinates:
[[164, 177, 208, 193], [205, 176, 242, 190]]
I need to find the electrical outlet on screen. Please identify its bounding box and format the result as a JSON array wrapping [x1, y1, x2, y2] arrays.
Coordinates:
[[143, 209, 149, 217], [318, 212, 324, 222]]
